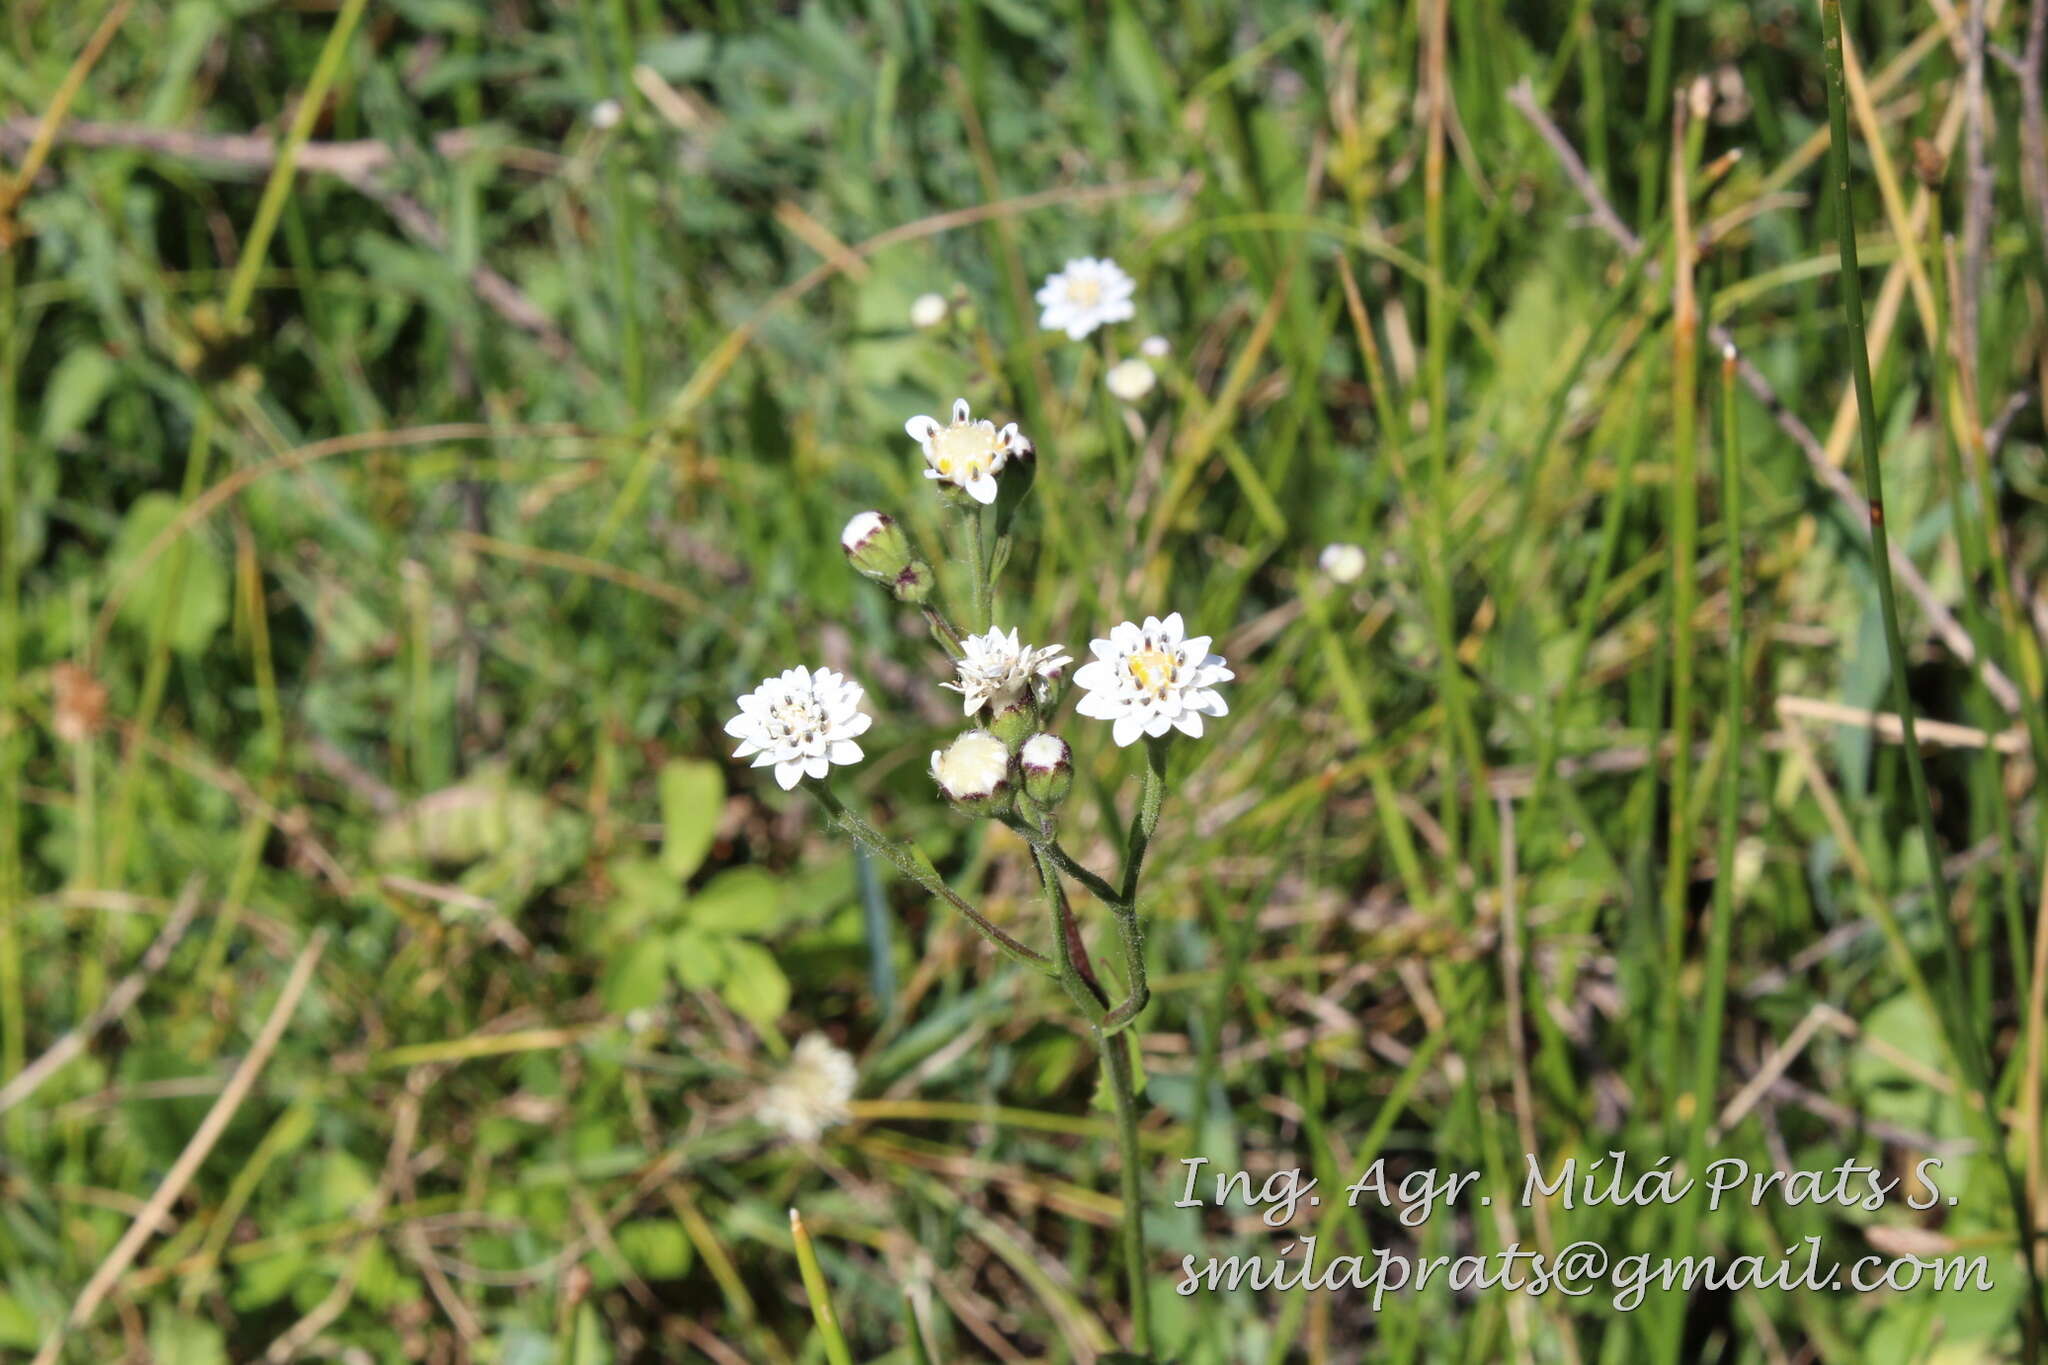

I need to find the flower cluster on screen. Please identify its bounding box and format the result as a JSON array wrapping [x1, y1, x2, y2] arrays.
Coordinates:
[[721, 254, 1224, 1358]]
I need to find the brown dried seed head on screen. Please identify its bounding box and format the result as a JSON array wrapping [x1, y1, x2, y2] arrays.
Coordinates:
[[51, 662, 108, 745]]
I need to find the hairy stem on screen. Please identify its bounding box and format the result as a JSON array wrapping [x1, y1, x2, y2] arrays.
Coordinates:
[[814, 789, 1052, 974]]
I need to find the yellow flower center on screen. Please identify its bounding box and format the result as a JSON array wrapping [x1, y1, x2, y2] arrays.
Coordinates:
[[1066, 276, 1104, 308], [930, 422, 1000, 481], [1127, 646, 1178, 697]]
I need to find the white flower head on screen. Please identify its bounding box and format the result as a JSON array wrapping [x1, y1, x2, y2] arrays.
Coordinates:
[[944, 626, 1072, 717], [1104, 357, 1156, 403], [1140, 334, 1171, 358], [590, 98, 623, 129], [909, 292, 949, 328], [1073, 612, 1233, 747], [725, 666, 872, 791], [758, 1034, 857, 1142], [1318, 542, 1368, 585], [930, 730, 1011, 803], [904, 398, 1031, 506], [1036, 257, 1137, 341]]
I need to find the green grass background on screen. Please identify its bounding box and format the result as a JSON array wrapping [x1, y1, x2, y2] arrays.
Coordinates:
[[4, 0, 2048, 1360]]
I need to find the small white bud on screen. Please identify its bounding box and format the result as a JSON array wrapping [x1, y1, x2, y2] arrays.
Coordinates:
[[1140, 334, 1171, 358], [909, 293, 949, 329], [1105, 357, 1156, 403], [1318, 543, 1368, 585], [1019, 733, 1073, 807], [591, 98, 623, 129]]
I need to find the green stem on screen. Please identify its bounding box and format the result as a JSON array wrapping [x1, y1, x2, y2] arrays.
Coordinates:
[[1120, 738, 1169, 905], [1659, 127, 1701, 1116], [1818, 3, 2045, 1348], [789, 1208, 856, 1365], [921, 603, 966, 657], [1100, 1024, 1151, 1357], [1683, 344, 1743, 1236], [814, 789, 1052, 975]]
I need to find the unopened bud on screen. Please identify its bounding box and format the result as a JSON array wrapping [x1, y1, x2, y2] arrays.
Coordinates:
[[1031, 661, 1067, 711], [988, 695, 1038, 749], [930, 730, 1013, 817], [891, 560, 935, 603], [1019, 733, 1072, 807], [842, 511, 912, 581]]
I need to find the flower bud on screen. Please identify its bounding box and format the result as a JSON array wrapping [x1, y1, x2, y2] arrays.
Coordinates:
[[1019, 733, 1072, 807], [1105, 357, 1156, 403], [930, 730, 1013, 817], [842, 511, 913, 581], [890, 560, 935, 603], [987, 694, 1037, 749], [1031, 660, 1067, 711]]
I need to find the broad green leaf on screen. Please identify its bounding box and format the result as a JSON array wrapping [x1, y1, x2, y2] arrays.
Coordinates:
[[147, 1311, 227, 1365], [41, 346, 117, 443], [108, 492, 228, 656], [232, 1250, 310, 1311], [690, 867, 784, 935], [659, 759, 724, 879], [616, 1219, 694, 1280], [601, 945, 668, 1014], [718, 939, 790, 1028], [671, 929, 729, 991], [0, 1293, 37, 1350]]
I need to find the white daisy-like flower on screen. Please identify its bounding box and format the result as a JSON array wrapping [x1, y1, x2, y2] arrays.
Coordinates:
[[904, 398, 1031, 506], [724, 666, 872, 790], [1035, 257, 1137, 341], [1104, 357, 1156, 403], [1073, 612, 1233, 747], [943, 626, 1072, 716], [758, 1034, 858, 1142], [1318, 542, 1368, 585], [930, 730, 1011, 802], [909, 292, 949, 328]]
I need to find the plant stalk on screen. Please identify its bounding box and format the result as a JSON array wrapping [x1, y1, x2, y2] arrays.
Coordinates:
[[1818, 3, 2046, 1347]]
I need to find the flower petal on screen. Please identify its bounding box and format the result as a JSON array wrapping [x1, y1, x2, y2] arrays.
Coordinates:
[[952, 397, 971, 424], [1172, 710, 1206, 738], [774, 760, 805, 789], [1111, 713, 1146, 748]]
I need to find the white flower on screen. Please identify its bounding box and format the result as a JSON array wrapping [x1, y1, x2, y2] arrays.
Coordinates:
[[590, 98, 623, 129], [904, 398, 1030, 506], [930, 730, 1011, 801], [1140, 334, 1171, 358], [1104, 357, 1156, 403], [1073, 612, 1233, 747], [758, 1034, 857, 1142], [943, 626, 1072, 716], [725, 666, 872, 790], [1035, 257, 1137, 341], [1318, 543, 1368, 585], [909, 292, 949, 328]]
